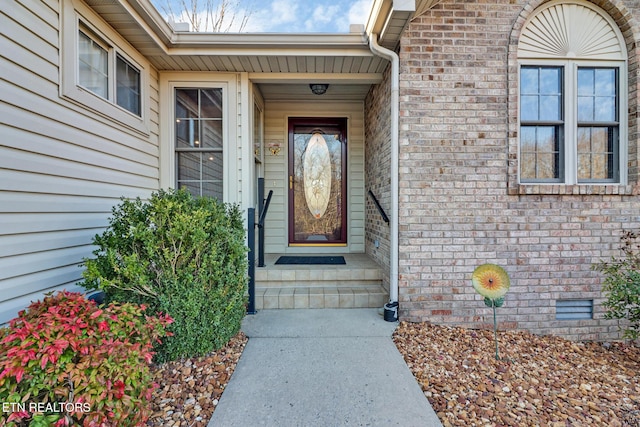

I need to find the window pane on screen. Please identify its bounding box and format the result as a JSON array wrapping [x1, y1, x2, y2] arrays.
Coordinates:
[[177, 152, 200, 182], [537, 153, 558, 179], [200, 120, 223, 148], [520, 68, 539, 94], [577, 127, 616, 181], [175, 88, 224, 200], [176, 119, 200, 148], [521, 152, 536, 179], [577, 68, 594, 96], [116, 54, 140, 116], [540, 68, 561, 95], [200, 89, 223, 118], [595, 69, 616, 96], [597, 96, 615, 122], [521, 96, 539, 121], [176, 89, 199, 118], [179, 181, 201, 197], [202, 153, 223, 181], [202, 182, 223, 200], [540, 95, 560, 121], [520, 66, 562, 121], [78, 30, 108, 98], [578, 68, 617, 122], [577, 95, 594, 121], [176, 152, 224, 199], [520, 126, 560, 181]]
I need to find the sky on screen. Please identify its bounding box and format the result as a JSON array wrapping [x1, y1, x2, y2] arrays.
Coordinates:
[[151, 0, 372, 33]]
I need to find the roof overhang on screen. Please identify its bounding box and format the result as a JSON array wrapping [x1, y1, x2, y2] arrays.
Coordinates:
[[365, 0, 442, 50], [81, 0, 437, 100], [84, 0, 386, 74]]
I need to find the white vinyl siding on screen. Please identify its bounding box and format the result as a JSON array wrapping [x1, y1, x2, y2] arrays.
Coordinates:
[[263, 101, 366, 254], [0, 0, 160, 323]]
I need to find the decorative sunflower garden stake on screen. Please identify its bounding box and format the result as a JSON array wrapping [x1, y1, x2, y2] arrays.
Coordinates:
[[472, 264, 511, 360]]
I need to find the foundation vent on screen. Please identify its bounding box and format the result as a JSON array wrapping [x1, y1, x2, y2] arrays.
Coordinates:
[[555, 299, 593, 320]]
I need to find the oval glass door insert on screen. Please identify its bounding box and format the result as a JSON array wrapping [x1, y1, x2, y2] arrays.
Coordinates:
[[303, 132, 332, 219]]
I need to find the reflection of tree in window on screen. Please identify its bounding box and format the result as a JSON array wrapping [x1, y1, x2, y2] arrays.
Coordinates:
[[577, 68, 618, 181], [517, 1, 624, 185], [116, 54, 140, 115], [292, 126, 343, 242], [175, 88, 223, 198], [520, 66, 563, 181]]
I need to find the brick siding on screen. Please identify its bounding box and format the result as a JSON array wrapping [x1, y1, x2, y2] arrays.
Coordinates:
[[365, 66, 393, 291], [366, 0, 640, 341]]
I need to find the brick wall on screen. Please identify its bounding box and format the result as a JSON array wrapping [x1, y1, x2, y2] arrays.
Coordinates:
[[372, 0, 640, 341], [364, 66, 392, 291]]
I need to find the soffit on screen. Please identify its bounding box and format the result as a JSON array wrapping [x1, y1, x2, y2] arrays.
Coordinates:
[[366, 0, 440, 50], [258, 83, 373, 101], [84, 0, 388, 74]]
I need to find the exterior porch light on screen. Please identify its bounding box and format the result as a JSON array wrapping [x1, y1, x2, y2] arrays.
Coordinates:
[[309, 83, 329, 95]]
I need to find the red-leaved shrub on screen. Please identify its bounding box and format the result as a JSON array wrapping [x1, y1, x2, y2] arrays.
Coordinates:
[[0, 291, 172, 426]]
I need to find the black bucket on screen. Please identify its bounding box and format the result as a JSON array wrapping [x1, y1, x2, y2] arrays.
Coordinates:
[[383, 301, 398, 322]]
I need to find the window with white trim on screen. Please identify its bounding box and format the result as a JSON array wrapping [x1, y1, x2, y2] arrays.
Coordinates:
[[175, 88, 224, 199], [517, 1, 627, 185], [78, 26, 141, 116], [60, 0, 148, 133]]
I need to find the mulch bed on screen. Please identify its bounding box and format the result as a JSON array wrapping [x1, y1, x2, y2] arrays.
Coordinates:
[[144, 323, 640, 427], [146, 332, 247, 427], [393, 321, 640, 427]]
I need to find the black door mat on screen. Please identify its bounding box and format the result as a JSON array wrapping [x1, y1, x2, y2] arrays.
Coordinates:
[[275, 256, 346, 265]]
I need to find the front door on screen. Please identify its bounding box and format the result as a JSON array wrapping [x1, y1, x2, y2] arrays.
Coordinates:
[[288, 117, 347, 245]]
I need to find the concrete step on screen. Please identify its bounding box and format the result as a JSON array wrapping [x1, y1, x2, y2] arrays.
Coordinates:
[[254, 285, 388, 310], [255, 267, 383, 287]]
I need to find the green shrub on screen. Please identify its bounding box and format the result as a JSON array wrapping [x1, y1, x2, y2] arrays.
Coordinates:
[[0, 291, 171, 427], [80, 188, 248, 362], [592, 230, 640, 340]]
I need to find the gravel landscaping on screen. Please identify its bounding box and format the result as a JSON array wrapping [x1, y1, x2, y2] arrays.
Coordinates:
[[147, 332, 247, 427], [393, 322, 640, 427], [144, 323, 639, 427]]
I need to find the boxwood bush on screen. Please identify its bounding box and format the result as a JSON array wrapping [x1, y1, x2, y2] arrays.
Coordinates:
[[81, 189, 248, 362]]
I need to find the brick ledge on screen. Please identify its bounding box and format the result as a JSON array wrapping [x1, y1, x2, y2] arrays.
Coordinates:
[[508, 184, 637, 196]]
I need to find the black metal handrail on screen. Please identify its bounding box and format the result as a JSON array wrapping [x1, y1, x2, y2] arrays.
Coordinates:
[[368, 190, 390, 224], [258, 190, 273, 229], [257, 177, 272, 267]]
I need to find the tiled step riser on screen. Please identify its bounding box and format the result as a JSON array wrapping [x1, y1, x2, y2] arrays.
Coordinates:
[[255, 287, 388, 310], [255, 269, 383, 283], [255, 280, 382, 288], [253, 254, 387, 309]]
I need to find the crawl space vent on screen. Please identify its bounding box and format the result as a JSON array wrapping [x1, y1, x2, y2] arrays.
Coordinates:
[[555, 299, 593, 320]]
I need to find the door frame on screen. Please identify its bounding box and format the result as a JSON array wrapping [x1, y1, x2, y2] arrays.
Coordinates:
[[287, 117, 348, 246]]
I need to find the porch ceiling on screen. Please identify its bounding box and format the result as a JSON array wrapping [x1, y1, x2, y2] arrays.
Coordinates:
[[257, 83, 373, 102]]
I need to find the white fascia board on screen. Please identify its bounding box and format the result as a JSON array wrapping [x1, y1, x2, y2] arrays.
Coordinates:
[[166, 47, 375, 57], [365, 0, 391, 36], [122, 0, 372, 57], [365, 0, 415, 46], [394, 0, 417, 12], [168, 33, 371, 57], [117, 0, 175, 49]]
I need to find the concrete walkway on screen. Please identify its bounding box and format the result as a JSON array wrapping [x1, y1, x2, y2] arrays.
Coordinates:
[[208, 309, 442, 426]]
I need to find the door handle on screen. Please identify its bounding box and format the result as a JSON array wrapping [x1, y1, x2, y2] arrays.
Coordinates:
[[289, 175, 293, 189]]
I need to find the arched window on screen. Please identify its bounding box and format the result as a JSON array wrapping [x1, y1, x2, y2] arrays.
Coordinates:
[[517, 0, 627, 184]]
